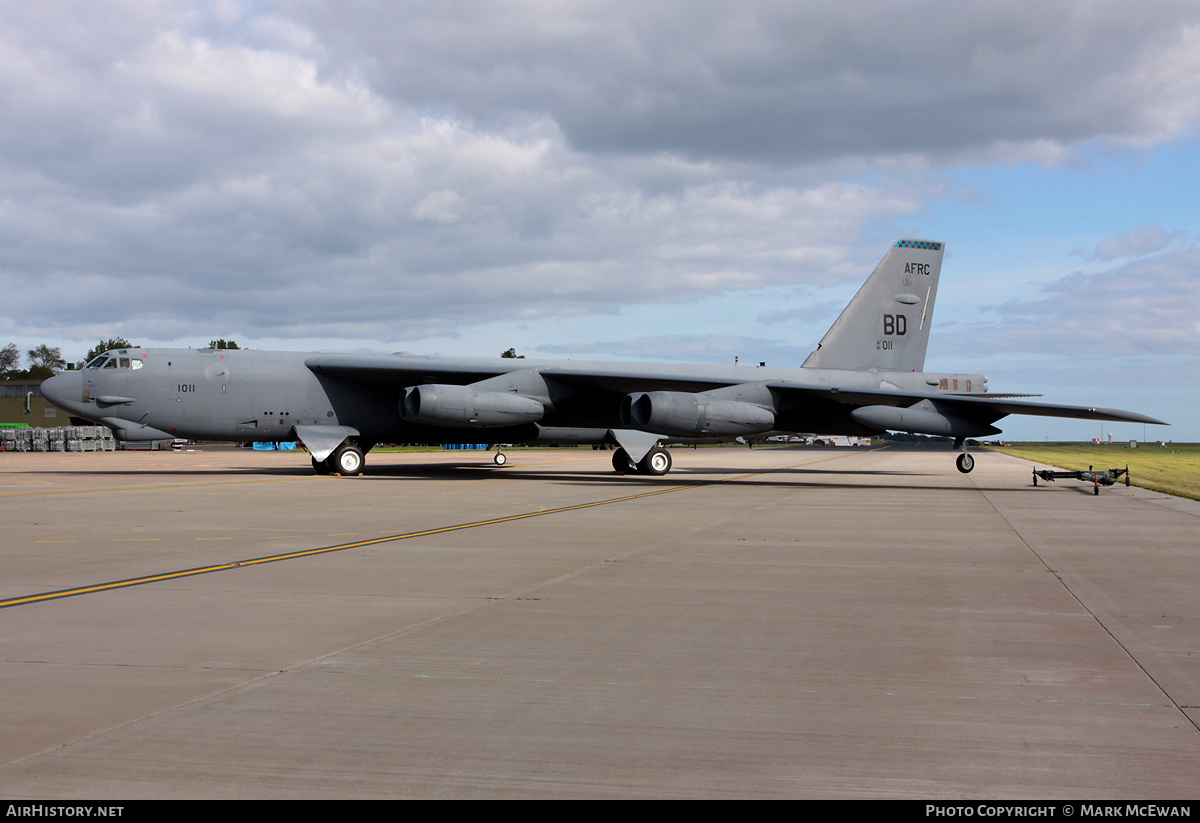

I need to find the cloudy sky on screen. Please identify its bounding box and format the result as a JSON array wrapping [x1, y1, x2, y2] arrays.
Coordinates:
[[2, 1, 1198, 440]]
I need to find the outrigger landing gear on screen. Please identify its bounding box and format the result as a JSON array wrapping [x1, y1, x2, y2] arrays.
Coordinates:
[[953, 438, 974, 474]]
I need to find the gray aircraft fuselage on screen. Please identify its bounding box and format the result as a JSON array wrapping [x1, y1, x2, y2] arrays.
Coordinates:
[[41, 348, 987, 446], [39, 239, 1165, 477]]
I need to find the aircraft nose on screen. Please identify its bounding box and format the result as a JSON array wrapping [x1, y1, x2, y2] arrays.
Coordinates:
[[41, 370, 83, 412]]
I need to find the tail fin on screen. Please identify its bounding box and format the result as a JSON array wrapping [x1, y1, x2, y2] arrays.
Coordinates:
[[802, 239, 944, 372]]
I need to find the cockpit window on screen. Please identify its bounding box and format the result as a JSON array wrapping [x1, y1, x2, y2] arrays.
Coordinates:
[[85, 352, 143, 369]]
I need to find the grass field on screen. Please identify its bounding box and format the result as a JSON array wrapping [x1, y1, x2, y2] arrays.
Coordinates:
[[989, 442, 1200, 501]]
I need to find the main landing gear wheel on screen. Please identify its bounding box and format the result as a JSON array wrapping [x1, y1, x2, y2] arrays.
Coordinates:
[[312, 456, 331, 475], [638, 447, 672, 476], [956, 452, 975, 474], [494, 451, 507, 466], [332, 444, 365, 476], [612, 449, 637, 474]]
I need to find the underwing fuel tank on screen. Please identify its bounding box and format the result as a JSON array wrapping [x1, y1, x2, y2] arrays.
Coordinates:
[[850, 402, 1001, 438], [620, 391, 776, 437], [401, 384, 545, 428]]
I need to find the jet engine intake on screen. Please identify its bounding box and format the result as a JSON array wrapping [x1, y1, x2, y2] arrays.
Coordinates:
[[620, 391, 775, 437], [402, 384, 545, 428]]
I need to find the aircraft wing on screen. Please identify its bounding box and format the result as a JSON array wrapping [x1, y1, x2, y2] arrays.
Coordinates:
[[304, 354, 511, 386], [306, 354, 741, 394], [768, 383, 1167, 426], [306, 353, 1164, 426], [539, 366, 736, 395]]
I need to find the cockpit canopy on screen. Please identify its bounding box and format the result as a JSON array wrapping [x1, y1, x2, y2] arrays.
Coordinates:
[[84, 350, 144, 370]]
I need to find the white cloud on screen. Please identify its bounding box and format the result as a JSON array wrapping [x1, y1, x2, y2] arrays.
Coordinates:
[[937, 246, 1200, 360], [1084, 226, 1182, 260], [290, 1, 1200, 165], [1, 0, 1199, 411]]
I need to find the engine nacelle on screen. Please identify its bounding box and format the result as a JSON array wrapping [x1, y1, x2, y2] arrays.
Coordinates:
[[402, 384, 545, 428], [850, 402, 1000, 438], [620, 391, 776, 437]]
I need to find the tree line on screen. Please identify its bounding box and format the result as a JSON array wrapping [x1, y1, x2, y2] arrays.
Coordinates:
[[0, 344, 65, 380]]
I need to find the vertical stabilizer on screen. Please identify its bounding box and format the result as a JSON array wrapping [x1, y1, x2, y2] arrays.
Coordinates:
[[802, 239, 944, 372]]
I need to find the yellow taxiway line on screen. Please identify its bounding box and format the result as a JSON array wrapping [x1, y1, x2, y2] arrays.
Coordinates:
[[1, 449, 874, 610]]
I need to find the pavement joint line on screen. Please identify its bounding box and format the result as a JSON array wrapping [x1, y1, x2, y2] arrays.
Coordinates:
[[0, 476, 318, 498], [0, 449, 868, 611], [969, 471, 1200, 734]]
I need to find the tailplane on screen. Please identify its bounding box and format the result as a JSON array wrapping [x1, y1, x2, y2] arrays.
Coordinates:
[[802, 239, 944, 372]]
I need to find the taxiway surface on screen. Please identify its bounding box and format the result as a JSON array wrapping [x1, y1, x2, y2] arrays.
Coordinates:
[[1, 445, 1197, 798]]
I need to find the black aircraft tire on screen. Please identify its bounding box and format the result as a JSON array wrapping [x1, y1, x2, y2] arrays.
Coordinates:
[[956, 453, 975, 474], [612, 449, 636, 474], [494, 452, 507, 466], [639, 447, 672, 476], [333, 444, 365, 476], [312, 456, 331, 476]]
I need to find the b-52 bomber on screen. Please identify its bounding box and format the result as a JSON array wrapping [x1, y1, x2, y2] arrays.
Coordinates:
[[41, 240, 1165, 477]]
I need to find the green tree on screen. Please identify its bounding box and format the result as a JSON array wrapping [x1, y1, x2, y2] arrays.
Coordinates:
[[27, 344, 64, 375], [86, 338, 135, 363], [2, 343, 64, 380], [0, 343, 19, 377], [208, 339, 240, 350], [500, 347, 524, 359]]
